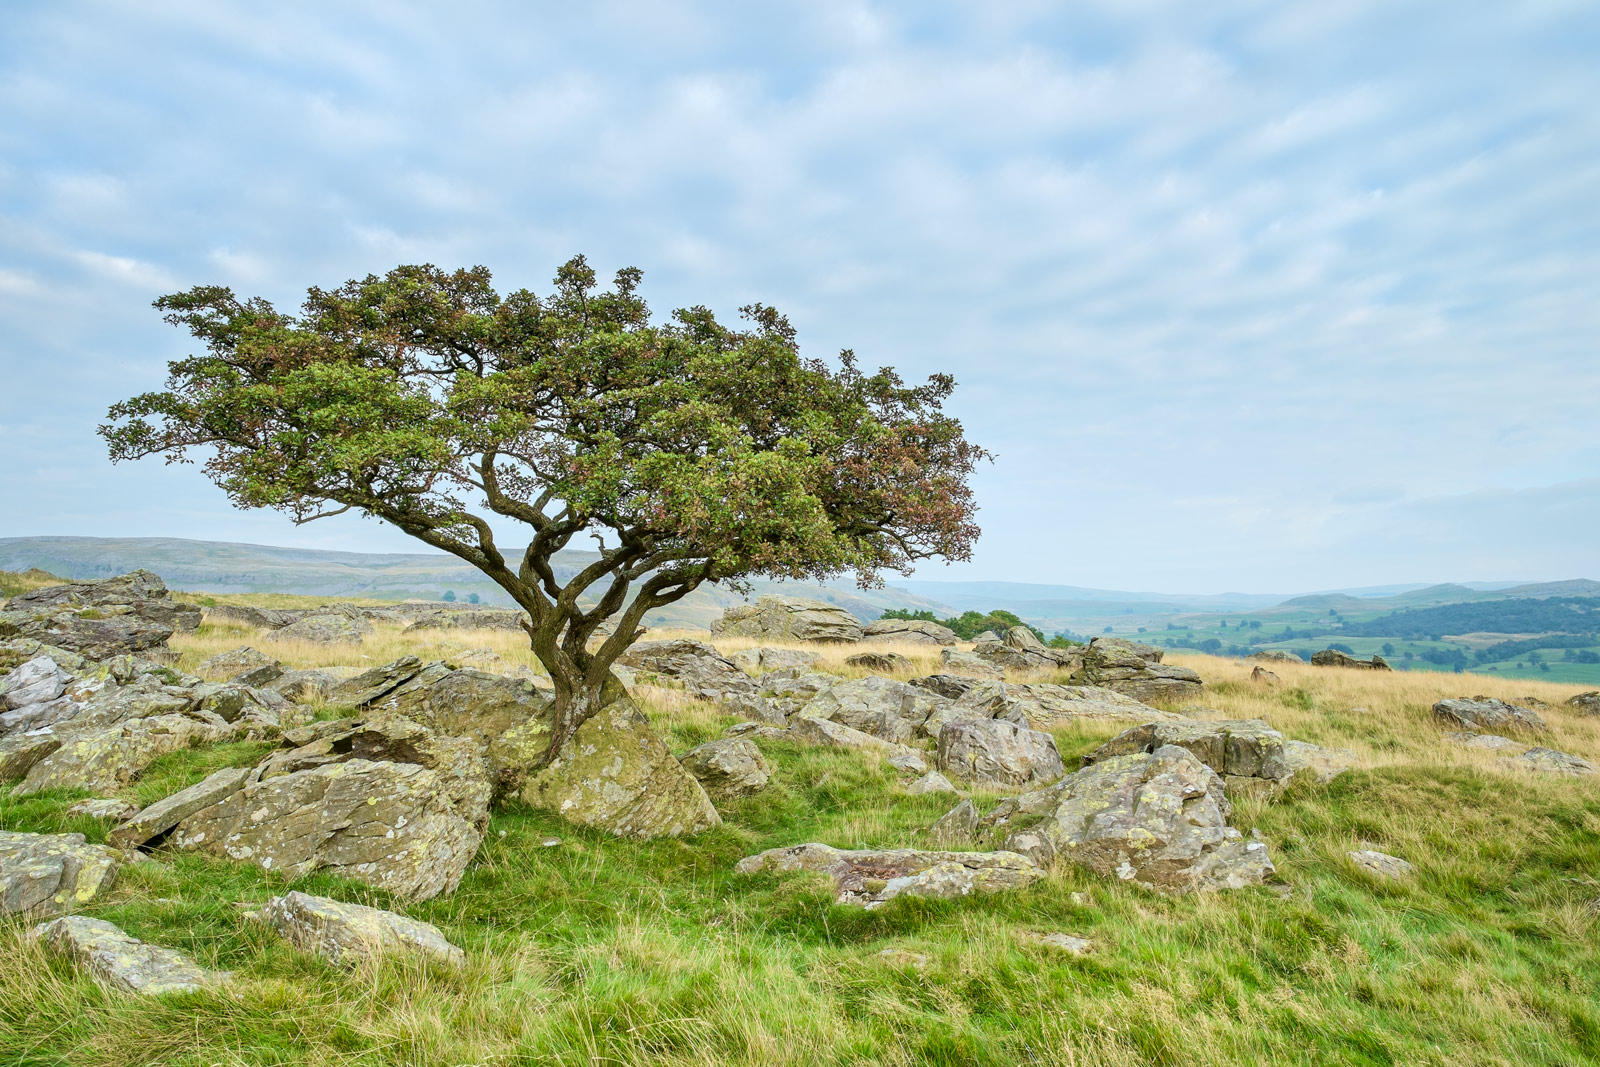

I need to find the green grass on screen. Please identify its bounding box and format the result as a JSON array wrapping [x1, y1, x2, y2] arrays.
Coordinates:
[[3, 682, 1600, 1067]]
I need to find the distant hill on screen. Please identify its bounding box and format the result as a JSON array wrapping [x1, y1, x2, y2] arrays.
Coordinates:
[[0, 536, 954, 628]]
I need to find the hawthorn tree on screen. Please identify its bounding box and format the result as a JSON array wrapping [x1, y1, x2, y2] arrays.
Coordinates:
[[102, 257, 988, 761]]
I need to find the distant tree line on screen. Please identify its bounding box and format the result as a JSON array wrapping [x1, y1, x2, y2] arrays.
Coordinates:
[[1340, 597, 1600, 639], [880, 607, 1052, 643], [1472, 633, 1595, 664]]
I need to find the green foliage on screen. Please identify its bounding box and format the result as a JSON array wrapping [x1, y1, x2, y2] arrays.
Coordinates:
[[879, 607, 1044, 641], [1343, 597, 1600, 639], [441, 589, 456, 602]]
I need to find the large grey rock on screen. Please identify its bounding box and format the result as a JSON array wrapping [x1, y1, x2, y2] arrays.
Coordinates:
[[799, 676, 948, 745], [172, 759, 483, 900], [523, 698, 720, 839], [980, 745, 1274, 893], [1501, 747, 1596, 776], [1446, 731, 1523, 752], [974, 626, 1077, 672], [205, 603, 293, 629], [1084, 717, 1351, 792], [711, 595, 863, 643], [863, 618, 958, 645], [728, 646, 819, 672], [0, 570, 198, 661], [109, 766, 252, 849], [619, 639, 780, 722], [326, 656, 428, 707], [0, 830, 119, 916], [755, 668, 837, 718], [943, 681, 1170, 734], [32, 916, 229, 994], [1310, 650, 1391, 671], [1095, 637, 1163, 663], [196, 646, 280, 679], [1248, 650, 1302, 663], [0, 732, 64, 781], [14, 713, 229, 795], [1067, 639, 1204, 703], [401, 608, 528, 633], [910, 674, 981, 700], [788, 714, 922, 762], [253, 891, 464, 969], [1565, 691, 1600, 716], [266, 668, 346, 704], [930, 798, 980, 846], [678, 738, 772, 803], [845, 651, 913, 674], [263, 613, 372, 645], [735, 843, 1043, 907], [1, 656, 72, 710], [1432, 697, 1547, 734], [936, 719, 1064, 789]]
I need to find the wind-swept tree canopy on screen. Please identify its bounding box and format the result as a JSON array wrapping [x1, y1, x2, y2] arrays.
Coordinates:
[[102, 257, 988, 758]]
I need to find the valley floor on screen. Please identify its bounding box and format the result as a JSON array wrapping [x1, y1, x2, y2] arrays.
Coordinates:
[[3, 618, 1599, 1066]]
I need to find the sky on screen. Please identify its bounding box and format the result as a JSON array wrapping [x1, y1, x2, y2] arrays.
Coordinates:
[[1, 0, 1596, 594]]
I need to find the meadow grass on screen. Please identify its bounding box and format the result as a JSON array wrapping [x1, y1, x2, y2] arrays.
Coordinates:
[[2, 624, 1598, 1066]]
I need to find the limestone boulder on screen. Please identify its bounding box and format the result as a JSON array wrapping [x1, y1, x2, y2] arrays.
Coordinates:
[[1501, 747, 1595, 776], [728, 646, 819, 672], [263, 613, 372, 645], [110, 766, 252, 850], [1310, 650, 1392, 670], [1249, 650, 1302, 663], [910, 674, 981, 700], [196, 646, 280, 679], [845, 651, 913, 673], [980, 745, 1274, 893], [0, 732, 64, 781], [266, 668, 346, 704], [205, 604, 293, 629], [326, 656, 428, 707], [1096, 637, 1163, 662], [678, 737, 772, 803], [1067, 639, 1204, 703], [1250, 666, 1280, 686], [1349, 850, 1414, 881], [863, 618, 958, 645], [523, 698, 720, 839], [735, 842, 1044, 907], [1566, 691, 1600, 716], [755, 668, 837, 718], [938, 649, 1003, 679], [0, 570, 198, 660], [944, 680, 1170, 733], [1, 656, 72, 710], [711, 595, 863, 643], [619, 639, 781, 723], [1446, 731, 1522, 752], [253, 891, 464, 969], [788, 714, 923, 763], [936, 719, 1064, 789], [1432, 697, 1547, 734], [65, 797, 138, 821], [800, 676, 947, 745], [972, 626, 1077, 672], [0, 830, 119, 916], [930, 798, 980, 846], [172, 759, 483, 899], [15, 713, 228, 796], [1085, 717, 1353, 793], [32, 916, 229, 995]]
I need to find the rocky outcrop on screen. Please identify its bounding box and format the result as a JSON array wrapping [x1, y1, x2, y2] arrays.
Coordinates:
[[1310, 650, 1391, 670], [756, 668, 839, 718], [1567, 691, 1600, 716], [1067, 639, 1203, 703], [14, 713, 230, 795], [735, 843, 1044, 907], [788, 713, 924, 765], [326, 656, 433, 707], [1432, 697, 1547, 734], [1, 655, 72, 709], [252, 891, 464, 969], [728, 646, 819, 673], [0, 830, 119, 916], [32, 916, 229, 994], [711, 596, 863, 643], [266, 668, 346, 704], [862, 618, 958, 645], [1083, 718, 1352, 793], [910, 674, 981, 700], [1249, 650, 1302, 663], [974, 627, 1076, 672], [799, 676, 950, 746], [1501, 747, 1595, 776], [0, 570, 197, 660], [196, 647, 280, 679], [523, 698, 720, 839], [937, 649, 1004, 679], [678, 738, 771, 803], [401, 609, 528, 634], [263, 613, 372, 645], [936, 719, 1064, 789], [619, 639, 781, 723], [109, 766, 252, 850], [979, 745, 1274, 893], [940, 680, 1171, 733], [172, 758, 482, 899], [1250, 666, 1280, 686], [845, 651, 912, 673]]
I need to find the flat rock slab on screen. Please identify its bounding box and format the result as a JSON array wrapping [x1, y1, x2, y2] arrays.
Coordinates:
[[906, 771, 958, 795], [1084, 718, 1349, 790], [1020, 931, 1093, 955], [14, 713, 226, 796], [0, 830, 119, 917], [1432, 697, 1547, 734], [1445, 731, 1522, 752], [936, 718, 1064, 789], [736, 842, 1043, 908], [945, 681, 1169, 733], [65, 797, 138, 821], [253, 890, 464, 969], [711, 595, 862, 643], [1501, 747, 1596, 777], [1568, 692, 1600, 715], [110, 766, 251, 849], [863, 619, 958, 645], [1349, 850, 1414, 881], [32, 915, 229, 995]]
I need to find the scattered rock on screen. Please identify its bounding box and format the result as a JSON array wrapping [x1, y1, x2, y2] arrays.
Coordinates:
[[722, 721, 790, 741], [845, 651, 913, 673], [524, 698, 720, 839], [905, 771, 959, 795], [1567, 691, 1600, 716], [110, 766, 252, 850], [326, 656, 427, 707], [800, 676, 948, 745], [930, 798, 979, 846], [172, 759, 483, 899], [876, 947, 931, 968], [888, 750, 930, 775], [755, 668, 839, 718], [1248, 650, 1302, 663], [196, 647, 280, 679], [0, 732, 64, 780], [265, 668, 346, 703], [788, 714, 923, 763], [15, 713, 229, 796], [980, 745, 1274, 893], [32, 915, 229, 994], [974, 626, 1076, 672], [863, 618, 958, 645], [1310, 650, 1391, 671], [252, 891, 464, 969], [619, 639, 782, 723], [1249, 666, 1280, 686], [678, 738, 772, 803], [0, 830, 119, 916], [727, 646, 819, 672], [1348, 850, 1414, 881], [401, 609, 528, 634], [1096, 637, 1164, 662], [1020, 931, 1093, 955], [1432, 697, 1547, 734], [1445, 731, 1522, 752], [1, 656, 72, 710], [940, 680, 1170, 733], [711, 595, 863, 643], [65, 797, 137, 821], [1083, 717, 1351, 792], [937, 649, 1004, 679], [909, 674, 981, 700], [1068, 638, 1204, 702], [263, 613, 372, 645], [936, 719, 1064, 789], [735, 842, 1044, 907], [1501, 747, 1596, 777], [0, 571, 198, 660]]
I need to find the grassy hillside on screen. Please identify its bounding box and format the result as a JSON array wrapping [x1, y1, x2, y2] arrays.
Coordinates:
[[2, 615, 1598, 1066]]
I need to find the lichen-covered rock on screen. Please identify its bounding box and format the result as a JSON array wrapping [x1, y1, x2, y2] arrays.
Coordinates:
[[905, 771, 958, 795], [32, 915, 229, 994], [1349, 850, 1413, 880], [735, 843, 1043, 907], [974, 626, 1077, 671], [936, 719, 1064, 789], [1310, 650, 1391, 670], [0, 732, 63, 781], [845, 651, 913, 673], [523, 698, 720, 839], [1, 656, 72, 710], [266, 668, 346, 703], [1432, 697, 1547, 734], [1501, 747, 1596, 776], [937, 649, 1004, 679], [788, 714, 923, 763], [1446, 731, 1522, 752], [863, 618, 958, 645], [0, 830, 119, 916], [196, 647, 280, 679], [1568, 691, 1600, 716], [65, 797, 138, 821], [711, 596, 863, 643], [1248, 650, 1302, 663], [110, 766, 252, 849], [15, 714, 227, 796], [1067, 639, 1204, 703], [172, 759, 482, 899], [755, 668, 837, 718], [980, 745, 1274, 893], [941, 680, 1169, 734], [800, 676, 948, 745], [205, 603, 293, 629], [619, 639, 781, 723], [1096, 638, 1163, 662], [252, 891, 464, 969], [678, 737, 771, 803], [263, 613, 372, 645], [728, 646, 820, 672], [0, 570, 198, 660], [326, 657, 427, 707], [1250, 666, 1280, 686], [930, 798, 979, 845], [1084, 718, 1335, 791], [910, 674, 980, 700]]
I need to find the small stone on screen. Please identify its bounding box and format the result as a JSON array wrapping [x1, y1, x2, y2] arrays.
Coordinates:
[[736, 842, 1043, 907], [876, 948, 931, 969], [65, 798, 138, 821], [541, 837, 562, 848], [32, 915, 230, 995], [1348, 850, 1414, 881], [253, 891, 464, 969], [1445, 731, 1522, 752], [678, 737, 772, 803], [929, 798, 979, 846], [0, 830, 119, 917], [1249, 666, 1280, 686], [1501, 747, 1596, 777], [1022, 931, 1093, 956], [905, 771, 958, 795], [888, 750, 929, 775]]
